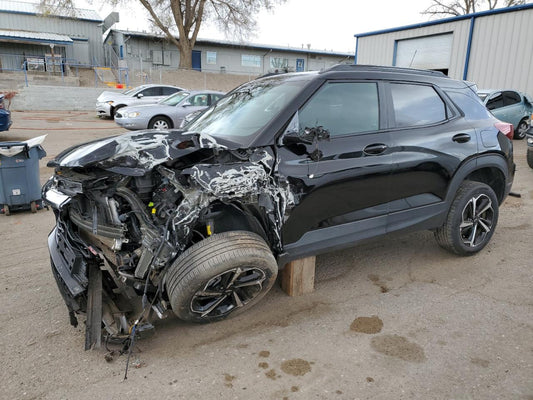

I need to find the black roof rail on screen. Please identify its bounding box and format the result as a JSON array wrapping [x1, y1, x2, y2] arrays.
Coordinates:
[[321, 64, 449, 78]]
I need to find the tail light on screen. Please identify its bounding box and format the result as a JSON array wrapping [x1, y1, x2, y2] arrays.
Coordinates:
[[494, 121, 514, 140], [0, 102, 4, 110]]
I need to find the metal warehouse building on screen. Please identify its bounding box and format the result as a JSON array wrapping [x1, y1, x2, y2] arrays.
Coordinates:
[[0, 0, 116, 70], [354, 4, 533, 95]]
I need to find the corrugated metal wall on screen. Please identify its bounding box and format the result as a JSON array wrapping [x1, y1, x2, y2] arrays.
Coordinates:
[[467, 8, 533, 93], [0, 12, 104, 64], [356, 8, 533, 94], [357, 20, 471, 79]]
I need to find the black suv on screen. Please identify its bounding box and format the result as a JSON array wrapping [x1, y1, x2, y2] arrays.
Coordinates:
[[44, 65, 514, 348]]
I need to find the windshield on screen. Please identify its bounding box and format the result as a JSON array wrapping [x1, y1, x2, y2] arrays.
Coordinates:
[[122, 88, 136, 96], [185, 76, 309, 146], [159, 91, 190, 106]]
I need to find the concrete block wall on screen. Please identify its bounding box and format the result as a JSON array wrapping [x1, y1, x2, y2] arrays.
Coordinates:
[[10, 86, 119, 111]]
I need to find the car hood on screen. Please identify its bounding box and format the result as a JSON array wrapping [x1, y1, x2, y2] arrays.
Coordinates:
[[48, 130, 240, 176]]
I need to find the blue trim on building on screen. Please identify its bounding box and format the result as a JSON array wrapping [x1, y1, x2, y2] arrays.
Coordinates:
[[354, 3, 533, 38], [354, 37, 358, 64], [0, 9, 102, 23], [0, 35, 73, 46], [463, 17, 476, 80], [392, 40, 398, 66]]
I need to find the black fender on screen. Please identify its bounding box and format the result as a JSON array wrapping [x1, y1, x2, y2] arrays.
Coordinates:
[[445, 153, 512, 204]]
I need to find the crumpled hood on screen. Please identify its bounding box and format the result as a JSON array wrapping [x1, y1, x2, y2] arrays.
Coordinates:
[[48, 130, 239, 176]]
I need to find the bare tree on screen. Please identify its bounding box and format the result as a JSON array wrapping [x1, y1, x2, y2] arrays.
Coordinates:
[[422, 0, 526, 17], [40, 0, 285, 69]]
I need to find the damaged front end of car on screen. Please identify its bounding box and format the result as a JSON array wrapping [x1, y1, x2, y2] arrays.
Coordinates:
[[43, 130, 293, 350]]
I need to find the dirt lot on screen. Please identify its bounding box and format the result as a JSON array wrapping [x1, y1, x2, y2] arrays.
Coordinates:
[[1, 111, 532, 400]]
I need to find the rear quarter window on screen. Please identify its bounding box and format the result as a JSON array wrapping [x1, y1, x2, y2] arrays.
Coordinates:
[[447, 90, 493, 121]]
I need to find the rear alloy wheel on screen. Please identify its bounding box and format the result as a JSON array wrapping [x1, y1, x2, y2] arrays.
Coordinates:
[[515, 118, 529, 140], [166, 231, 277, 323], [435, 181, 498, 255], [148, 116, 172, 130]]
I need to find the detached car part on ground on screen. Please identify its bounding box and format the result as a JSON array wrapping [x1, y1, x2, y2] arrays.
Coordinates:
[[114, 90, 225, 130], [96, 84, 184, 118], [44, 65, 515, 350]]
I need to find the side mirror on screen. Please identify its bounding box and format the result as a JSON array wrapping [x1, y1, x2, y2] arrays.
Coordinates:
[[182, 101, 192, 107], [282, 126, 330, 146], [136, 93, 144, 99]]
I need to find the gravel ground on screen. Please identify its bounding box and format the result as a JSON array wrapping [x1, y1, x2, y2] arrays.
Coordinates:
[[1, 111, 532, 400]]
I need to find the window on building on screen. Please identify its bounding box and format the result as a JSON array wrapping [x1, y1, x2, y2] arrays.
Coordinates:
[[298, 82, 379, 137], [206, 51, 217, 65], [270, 57, 289, 70], [241, 54, 261, 68], [390, 83, 447, 127]]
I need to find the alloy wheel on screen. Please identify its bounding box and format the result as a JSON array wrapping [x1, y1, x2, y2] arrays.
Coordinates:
[[459, 194, 494, 247], [190, 267, 266, 318]]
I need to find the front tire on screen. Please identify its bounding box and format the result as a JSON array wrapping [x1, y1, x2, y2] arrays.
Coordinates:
[[166, 231, 278, 323], [515, 118, 529, 140], [434, 181, 498, 255], [148, 116, 172, 130]]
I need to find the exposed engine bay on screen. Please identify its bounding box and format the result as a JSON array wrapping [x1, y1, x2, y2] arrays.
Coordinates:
[[44, 130, 294, 349]]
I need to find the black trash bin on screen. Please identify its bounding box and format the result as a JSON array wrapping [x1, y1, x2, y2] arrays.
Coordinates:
[[0, 141, 46, 215]]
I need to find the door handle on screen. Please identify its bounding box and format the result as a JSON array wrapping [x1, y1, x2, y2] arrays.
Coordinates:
[[452, 133, 471, 143], [363, 143, 388, 155]]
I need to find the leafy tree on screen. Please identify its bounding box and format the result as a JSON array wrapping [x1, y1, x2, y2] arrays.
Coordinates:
[[40, 0, 286, 69], [422, 0, 526, 17]]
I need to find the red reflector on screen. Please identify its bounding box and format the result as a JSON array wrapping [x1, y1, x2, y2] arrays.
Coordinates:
[[0, 103, 4, 109], [494, 121, 514, 140]]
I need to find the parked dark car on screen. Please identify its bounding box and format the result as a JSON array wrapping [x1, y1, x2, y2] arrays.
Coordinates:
[[477, 89, 533, 139], [43, 65, 515, 349], [0, 94, 12, 132]]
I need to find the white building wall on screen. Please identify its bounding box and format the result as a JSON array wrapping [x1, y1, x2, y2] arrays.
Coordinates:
[[356, 20, 471, 79], [356, 7, 533, 95], [467, 8, 533, 93]]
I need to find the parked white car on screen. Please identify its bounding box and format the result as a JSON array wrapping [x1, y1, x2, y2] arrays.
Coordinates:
[[96, 84, 184, 118]]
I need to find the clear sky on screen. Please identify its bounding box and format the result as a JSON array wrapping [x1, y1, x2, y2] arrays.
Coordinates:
[[76, 0, 442, 53]]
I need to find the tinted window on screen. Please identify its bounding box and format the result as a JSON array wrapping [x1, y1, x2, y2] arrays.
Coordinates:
[[448, 90, 492, 121], [140, 87, 162, 97], [391, 83, 446, 127], [162, 87, 180, 96], [503, 91, 521, 106], [486, 92, 503, 110], [298, 82, 379, 137]]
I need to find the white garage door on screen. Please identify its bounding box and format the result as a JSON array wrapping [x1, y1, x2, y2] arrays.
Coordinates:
[[395, 33, 453, 70]]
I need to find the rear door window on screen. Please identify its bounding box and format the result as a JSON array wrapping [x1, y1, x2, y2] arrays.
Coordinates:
[[298, 82, 379, 137], [503, 91, 521, 106], [390, 83, 447, 127]]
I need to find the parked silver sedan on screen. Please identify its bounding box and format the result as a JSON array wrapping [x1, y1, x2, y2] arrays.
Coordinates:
[[114, 90, 225, 130]]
